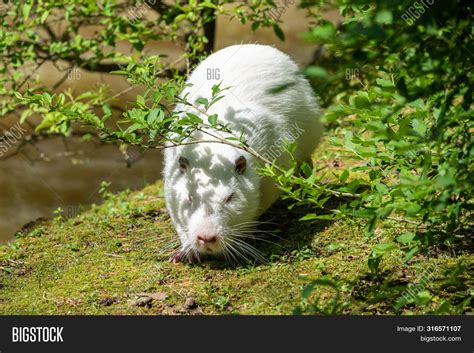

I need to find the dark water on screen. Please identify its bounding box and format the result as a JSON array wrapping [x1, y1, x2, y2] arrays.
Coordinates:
[[0, 5, 331, 243], [0, 135, 163, 242]]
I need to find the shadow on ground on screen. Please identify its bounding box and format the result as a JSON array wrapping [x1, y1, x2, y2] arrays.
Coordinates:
[[190, 198, 337, 270]]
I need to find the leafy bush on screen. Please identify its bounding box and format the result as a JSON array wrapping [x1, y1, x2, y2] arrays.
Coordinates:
[[263, 0, 473, 271]]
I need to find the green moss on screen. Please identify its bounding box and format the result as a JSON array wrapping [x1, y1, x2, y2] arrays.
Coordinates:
[[0, 159, 472, 315]]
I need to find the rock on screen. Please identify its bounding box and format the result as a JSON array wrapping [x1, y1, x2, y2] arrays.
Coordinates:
[[19, 217, 48, 234], [184, 297, 197, 310], [98, 297, 116, 307], [137, 292, 168, 301], [131, 296, 152, 307], [130, 292, 167, 307]]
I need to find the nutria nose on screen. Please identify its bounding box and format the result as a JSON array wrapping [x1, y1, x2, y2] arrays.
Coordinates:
[[197, 234, 217, 244]]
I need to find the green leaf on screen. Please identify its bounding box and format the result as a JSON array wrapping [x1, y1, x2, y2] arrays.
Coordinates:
[[147, 108, 160, 124], [273, 25, 285, 41], [372, 242, 397, 255], [109, 70, 128, 75], [211, 84, 222, 96], [406, 203, 421, 217], [304, 66, 328, 78], [415, 290, 432, 305], [102, 104, 112, 117], [22, 1, 32, 20], [346, 179, 360, 193], [302, 284, 315, 299], [196, 97, 208, 106], [124, 122, 143, 134], [375, 10, 393, 24], [42, 92, 52, 105], [436, 168, 456, 187], [153, 91, 163, 102], [412, 119, 427, 136], [368, 253, 381, 274], [299, 213, 335, 221], [309, 22, 336, 41], [376, 78, 393, 87], [300, 165, 312, 180], [185, 113, 202, 123], [403, 246, 419, 263], [251, 22, 260, 32], [20, 109, 32, 123], [365, 217, 377, 235], [40, 10, 50, 24], [137, 95, 145, 106], [396, 232, 416, 245], [208, 95, 224, 108], [351, 92, 371, 109], [339, 170, 349, 183], [208, 114, 218, 125]]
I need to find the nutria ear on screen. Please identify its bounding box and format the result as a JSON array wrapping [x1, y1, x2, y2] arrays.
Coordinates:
[[235, 155, 247, 174], [178, 156, 189, 174]]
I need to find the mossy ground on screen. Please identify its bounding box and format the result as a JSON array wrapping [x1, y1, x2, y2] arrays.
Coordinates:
[[0, 144, 472, 315]]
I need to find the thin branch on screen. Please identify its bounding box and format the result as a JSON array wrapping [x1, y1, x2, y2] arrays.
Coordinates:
[[42, 23, 57, 40], [16, 59, 47, 90], [387, 216, 424, 226], [52, 64, 73, 90]]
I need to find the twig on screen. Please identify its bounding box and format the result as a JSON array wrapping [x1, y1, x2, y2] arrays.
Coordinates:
[[387, 216, 424, 226], [17, 59, 47, 90], [104, 253, 124, 258]]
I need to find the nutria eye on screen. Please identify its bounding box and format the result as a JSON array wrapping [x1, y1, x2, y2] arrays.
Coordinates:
[[178, 156, 190, 174], [224, 193, 235, 204], [235, 155, 247, 174]]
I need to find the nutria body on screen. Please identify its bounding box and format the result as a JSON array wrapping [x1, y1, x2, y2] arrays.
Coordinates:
[[163, 44, 322, 262]]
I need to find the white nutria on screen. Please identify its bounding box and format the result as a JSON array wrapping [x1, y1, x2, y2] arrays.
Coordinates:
[[163, 44, 322, 262]]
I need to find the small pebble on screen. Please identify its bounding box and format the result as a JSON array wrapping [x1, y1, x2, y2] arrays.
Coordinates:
[[98, 297, 116, 307], [138, 292, 167, 301], [184, 297, 197, 310], [131, 296, 152, 307]]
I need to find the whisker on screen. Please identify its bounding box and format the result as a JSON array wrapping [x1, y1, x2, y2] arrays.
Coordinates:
[[226, 237, 267, 264], [222, 239, 242, 265], [232, 220, 278, 227]]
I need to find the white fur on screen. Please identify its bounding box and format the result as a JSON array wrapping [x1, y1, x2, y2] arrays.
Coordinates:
[[163, 44, 322, 258]]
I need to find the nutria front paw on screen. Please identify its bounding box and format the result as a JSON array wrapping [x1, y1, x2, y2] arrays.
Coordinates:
[[169, 250, 201, 264]]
